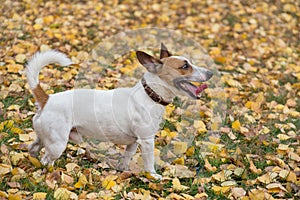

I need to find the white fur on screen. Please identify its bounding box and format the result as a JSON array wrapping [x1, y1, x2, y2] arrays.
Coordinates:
[[26, 50, 73, 89]]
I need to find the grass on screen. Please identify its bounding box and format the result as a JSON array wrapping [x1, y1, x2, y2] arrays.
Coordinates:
[[180, 178, 200, 196], [125, 176, 150, 192], [0, 174, 13, 191], [266, 91, 287, 105], [161, 119, 177, 131], [0, 175, 55, 198], [205, 185, 229, 200]]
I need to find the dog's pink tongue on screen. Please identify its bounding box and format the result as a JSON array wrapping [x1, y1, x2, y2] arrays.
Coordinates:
[[196, 84, 208, 95]]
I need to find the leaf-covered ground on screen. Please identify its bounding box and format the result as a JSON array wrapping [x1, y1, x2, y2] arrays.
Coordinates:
[[0, 0, 300, 199]]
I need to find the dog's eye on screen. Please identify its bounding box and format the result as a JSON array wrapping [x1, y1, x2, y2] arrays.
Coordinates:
[[181, 63, 189, 70]]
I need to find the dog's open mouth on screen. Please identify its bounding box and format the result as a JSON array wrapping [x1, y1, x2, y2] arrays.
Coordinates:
[[177, 80, 208, 99]]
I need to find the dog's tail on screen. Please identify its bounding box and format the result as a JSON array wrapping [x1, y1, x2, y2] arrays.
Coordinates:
[[26, 50, 72, 109]]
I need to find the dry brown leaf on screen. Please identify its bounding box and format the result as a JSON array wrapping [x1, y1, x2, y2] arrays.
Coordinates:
[[231, 187, 246, 198]]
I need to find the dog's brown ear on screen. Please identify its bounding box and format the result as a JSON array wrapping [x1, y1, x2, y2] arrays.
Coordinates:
[[160, 43, 172, 59], [136, 51, 162, 73]]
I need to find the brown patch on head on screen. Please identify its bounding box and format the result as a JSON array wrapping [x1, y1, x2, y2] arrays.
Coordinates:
[[161, 57, 193, 76], [33, 84, 49, 109], [156, 57, 194, 87]]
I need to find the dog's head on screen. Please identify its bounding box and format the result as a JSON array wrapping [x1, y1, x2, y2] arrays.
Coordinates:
[[136, 43, 213, 99]]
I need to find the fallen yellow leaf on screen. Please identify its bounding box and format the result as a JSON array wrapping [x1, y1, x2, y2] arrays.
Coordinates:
[[211, 185, 231, 194], [194, 192, 208, 198], [74, 174, 88, 189], [249, 160, 262, 174], [53, 188, 71, 200], [166, 193, 185, 200], [8, 193, 22, 200], [257, 173, 273, 184], [0, 164, 11, 175], [0, 191, 8, 198], [208, 135, 221, 144], [212, 170, 232, 182], [164, 104, 175, 118], [277, 134, 291, 140], [33, 192, 47, 200], [201, 141, 225, 152], [181, 193, 194, 200], [172, 177, 189, 191], [204, 158, 217, 172], [249, 189, 267, 200], [28, 156, 42, 168], [7, 64, 24, 73], [225, 79, 242, 88], [286, 171, 297, 182], [232, 120, 241, 131], [279, 169, 289, 179], [193, 120, 207, 134], [173, 157, 184, 165], [266, 183, 287, 193], [102, 175, 118, 190], [288, 151, 300, 162], [234, 167, 244, 177], [173, 141, 188, 155], [18, 134, 30, 142], [185, 146, 195, 157], [10, 152, 25, 165], [15, 54, 26, 63], [65, 163, 80, 173], [221, 180, 236, 187]]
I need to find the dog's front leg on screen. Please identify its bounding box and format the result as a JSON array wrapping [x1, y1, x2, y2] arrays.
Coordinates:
[[118, 143, 138, 171], [138, 138, 162, 180]]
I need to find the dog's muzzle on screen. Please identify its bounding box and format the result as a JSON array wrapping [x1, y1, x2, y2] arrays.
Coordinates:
[[174, 70, 213, 99]]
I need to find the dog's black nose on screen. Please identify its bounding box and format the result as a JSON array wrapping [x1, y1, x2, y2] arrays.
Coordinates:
[[206, 70, 213, 79]]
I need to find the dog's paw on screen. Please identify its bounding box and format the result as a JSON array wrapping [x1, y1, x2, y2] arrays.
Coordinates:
[[151, 173, 162, 180], [145, 172, 162, 180], [117, 162, 129, 171], [40, 154, 54, 167], [40, 157, 49, 166]]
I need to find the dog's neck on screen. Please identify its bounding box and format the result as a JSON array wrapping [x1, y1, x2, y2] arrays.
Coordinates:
[[141, 72, 177, 105]]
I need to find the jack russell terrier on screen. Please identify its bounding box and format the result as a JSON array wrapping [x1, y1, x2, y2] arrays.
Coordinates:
[[26, 44, 213, 179]]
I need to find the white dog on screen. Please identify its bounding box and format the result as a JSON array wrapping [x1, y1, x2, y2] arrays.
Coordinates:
[[26, 44, 213, 179]]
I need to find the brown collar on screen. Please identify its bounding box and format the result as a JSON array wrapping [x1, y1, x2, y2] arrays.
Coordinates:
[[141, 77, 171, 106]]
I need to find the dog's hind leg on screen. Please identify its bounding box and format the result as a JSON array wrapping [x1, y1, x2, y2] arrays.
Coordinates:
[[69, 127, 83, 144], [40, 127, 70, 166], [118, 143, 138, 171], [29, 115, 44, 157], [68, 128, 95, 160], [28, 137, 43, 158]]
